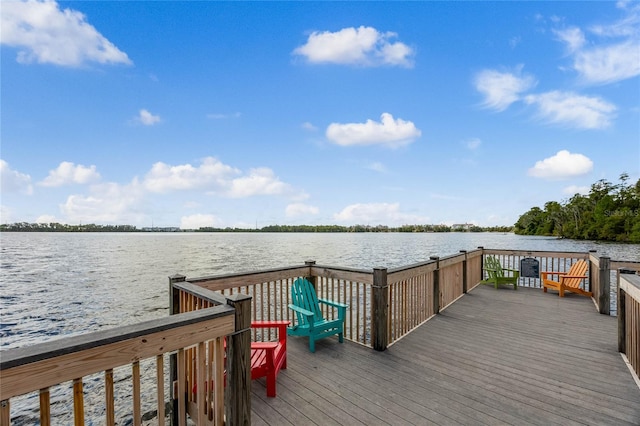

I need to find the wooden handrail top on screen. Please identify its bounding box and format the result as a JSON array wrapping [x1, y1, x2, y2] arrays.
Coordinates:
[[173, 280, 228, 305], [619, 273, 640, 302], [0, 305, 234, 371]]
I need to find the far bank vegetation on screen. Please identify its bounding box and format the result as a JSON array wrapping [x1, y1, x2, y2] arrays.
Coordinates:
[[515, 174, 640, 243]]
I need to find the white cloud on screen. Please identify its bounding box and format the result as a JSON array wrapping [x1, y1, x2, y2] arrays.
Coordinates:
[[465, 138, 481, 150], [142, 157, 304, 199], [474, 67, 536, 111], [573, 41, 640, 85], [35, 214, 57, 223], [293, 26, 415, 67], [285, 203, 319, 218], [563, 185, 590, 195], [60, 182, 146, 224], [554, 4, 640, 84], [326, 113, 421, 148], [366, 162, 387, 173], [333, 202, 429, 226], [137, 109, 161, 126], [143, 157, 239, 193], [180, 214, 223, 230], [39, 161, 100, 187], [523, 91, 616, 129], [528, 150, 593, 180], [0, 0, 132, 67], [0, 160, 33, 194], [207, 112, 241, 120], [554, 27, 586, 52], [226, 167, 295, 198], [301, 122, 318, 131]]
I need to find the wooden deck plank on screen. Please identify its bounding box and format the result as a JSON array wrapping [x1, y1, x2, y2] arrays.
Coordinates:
[[252, 285, 640, 425]]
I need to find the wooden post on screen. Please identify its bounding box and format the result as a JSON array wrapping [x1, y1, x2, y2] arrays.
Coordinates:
[[618, 279, 626, 354], [431, 256, 440, 315], [616, 268, 636, 354], [225, 293, 252, 426], [460, 250, 468, 294], [588, 249, 597, 292], [372, 267, 389, 351], [477, 247, 485, 282], [598, 256, 611, 315], [305, 260, 317, 289], [168, 274, 186, 426]]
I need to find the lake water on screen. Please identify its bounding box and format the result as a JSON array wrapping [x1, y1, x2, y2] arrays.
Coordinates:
[[1, 232, 639, 424], [2, 232, 639, 351]]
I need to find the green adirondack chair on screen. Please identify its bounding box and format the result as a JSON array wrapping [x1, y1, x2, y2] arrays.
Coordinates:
[[480, 256, 519, 290], [287, 278, 348, 353]]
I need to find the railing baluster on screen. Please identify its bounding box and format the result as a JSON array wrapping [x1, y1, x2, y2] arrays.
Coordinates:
[[73, 378, 84, 426], [105, 369, 115, 426], [197, 342, 206, 426], [177, 349, 186, 426], [1, 400, 9, 426], [213, 337, 224, 426], [156, 356, 165, 426], [132, 361, 141, 426], [39, 388, 50, 426]]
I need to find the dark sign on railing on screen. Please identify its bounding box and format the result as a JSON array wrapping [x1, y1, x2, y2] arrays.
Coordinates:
[[520, 257, 540, 278]]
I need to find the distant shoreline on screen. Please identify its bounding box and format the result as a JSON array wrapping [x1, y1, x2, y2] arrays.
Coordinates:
[[0, 223, 513, 233]]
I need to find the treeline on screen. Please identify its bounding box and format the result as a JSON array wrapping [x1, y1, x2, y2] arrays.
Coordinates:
[[0, 222, 139, 232], [514, 174, 640, 243], [1, 222, 513, 233], [196, 224, 513, 233]]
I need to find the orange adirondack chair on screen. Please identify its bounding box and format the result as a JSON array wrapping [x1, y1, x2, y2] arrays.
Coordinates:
[[541, 260, 592, 297]]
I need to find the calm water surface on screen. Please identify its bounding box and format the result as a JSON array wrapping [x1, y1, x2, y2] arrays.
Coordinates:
[[1, 232, 638, 423]]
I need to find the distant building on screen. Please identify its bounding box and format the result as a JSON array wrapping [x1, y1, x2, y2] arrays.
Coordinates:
[[452, 223, 473, 231], [141, 227, 181, 232]]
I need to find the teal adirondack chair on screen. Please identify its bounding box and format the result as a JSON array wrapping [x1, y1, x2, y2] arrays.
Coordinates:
[[287, 278, 348, 353], [480, 256, 519, 290]]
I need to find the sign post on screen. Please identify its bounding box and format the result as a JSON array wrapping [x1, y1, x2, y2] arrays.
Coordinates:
[[520, 257, 540, 279]]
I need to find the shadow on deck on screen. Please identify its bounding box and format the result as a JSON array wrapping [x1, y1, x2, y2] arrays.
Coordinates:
[[251, 285, 640, 425]]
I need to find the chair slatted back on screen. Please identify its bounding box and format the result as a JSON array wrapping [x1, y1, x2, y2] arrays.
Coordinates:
[[564, 260, 588, 289], [485, 256, 502, 278], [291, 278, 324, 325]]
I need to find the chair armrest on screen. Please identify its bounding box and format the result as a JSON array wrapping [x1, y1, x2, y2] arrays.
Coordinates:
[[251, 320, 291, 328], [251, 342, 279, 350], [560, 275, 587, 279], [318, 298, 349, 309], [288, 304, 314, 318], [542, 271, 567, 276]]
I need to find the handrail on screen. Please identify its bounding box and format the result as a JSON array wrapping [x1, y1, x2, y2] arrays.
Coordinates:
[[0, 305, 234, 425], [618, 272, 640, 380]]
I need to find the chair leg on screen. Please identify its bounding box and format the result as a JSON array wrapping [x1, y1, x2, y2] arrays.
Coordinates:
[[266, 372, 276, 397], [309, 338, 315, 353], [338, 332, 344, 343]]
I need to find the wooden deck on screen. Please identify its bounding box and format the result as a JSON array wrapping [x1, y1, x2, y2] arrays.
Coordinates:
[[250, 284, 640, 425]]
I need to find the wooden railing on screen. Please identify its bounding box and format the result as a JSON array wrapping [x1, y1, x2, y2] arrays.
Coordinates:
[[618, 271, 640, 380], [0, 304, 235, 426], [175, 249, 486, 351]]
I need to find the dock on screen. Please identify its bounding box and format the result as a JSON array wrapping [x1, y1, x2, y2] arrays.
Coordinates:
[[2, 248, 639, 425], [252, 285, 640, 425]]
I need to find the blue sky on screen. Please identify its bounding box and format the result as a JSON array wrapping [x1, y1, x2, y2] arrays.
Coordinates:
[[1, 1, 639, 229]]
